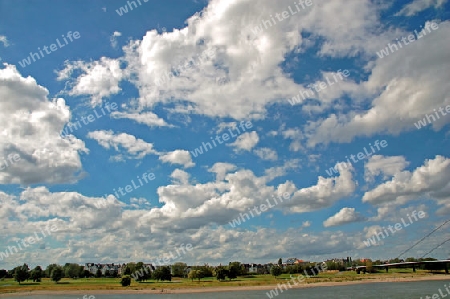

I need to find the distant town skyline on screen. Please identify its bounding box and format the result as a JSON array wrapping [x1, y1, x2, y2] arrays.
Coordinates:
[[0, 0, 449, 269]]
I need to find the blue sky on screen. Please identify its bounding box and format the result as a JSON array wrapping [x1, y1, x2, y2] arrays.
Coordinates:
[[0, 0, 449, 269]]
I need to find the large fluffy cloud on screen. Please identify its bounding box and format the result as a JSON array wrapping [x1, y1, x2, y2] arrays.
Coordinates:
[[57, 58, 125, 106], [362, 156, 450, 215], [58, 0, 388, 122], [0, 65, 87, 185], [306, 21, 450, 147], [323, 207, 366, 227]]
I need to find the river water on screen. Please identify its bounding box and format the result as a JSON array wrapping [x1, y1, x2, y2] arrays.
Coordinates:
[[4, 280, 450, 298]]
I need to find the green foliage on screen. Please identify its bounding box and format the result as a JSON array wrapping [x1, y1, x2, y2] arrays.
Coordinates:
[[124, 263, 136, 275], [171, 262, 187, 278], [134, 262, 152, 282], [95, 269, 102, 278], [215, 267, 228, 281], [30, 266, 43, 282], [14, 264, 30, 284], [197, 264, 214, 278], [51, 266, 64, 283], [278, 258, 282, 266], [45, 264, 59, 278], [63, 263, 80, 278], [152, 266, 171, 281], [120, 275, 131, 286], [373, 260, 382, 265], [0, 269, 7, 279], [365, 259, 374, 273], [227, 262, 240, 280], [240, 264, 248, 276], [188, 269, 202, 281], [304, 263, 326, 276], [81, 270, 91, 278], [270, 265, 282, 277]]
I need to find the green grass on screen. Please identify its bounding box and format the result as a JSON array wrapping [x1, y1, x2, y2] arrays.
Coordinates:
[[0, 269, 445, 295]]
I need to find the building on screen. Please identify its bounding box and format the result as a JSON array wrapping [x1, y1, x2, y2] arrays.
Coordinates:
[[84, 263, 120, 276]]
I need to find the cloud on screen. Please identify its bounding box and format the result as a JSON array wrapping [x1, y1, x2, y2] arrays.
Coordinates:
[[264, 159, 300, 182], [159, 150, 195, 168], [396, 0, 447, 16], [0, 183, 359, 268], [305, 21, 450, 147], [323, 207, 366, 227], [254, 147, 278, 161], [302, 220, 311, 228], [282, 128, 304, 152], [110, 31, 122, 48], [208, 162, 237, 181], [229, 131, 259, 152], [364, 155, 409, 182], [281, 164, 356, 213], [0, 65, 87, 185], [170, 169, 190, 185], [111, 111, 171, 127], [87, 130, 158, 160], [0, 35, 9, 47], [362, 156, 450, 214], [216, 122, 237, 134], [59, 0, 389, 122], [57, 58, 125, 106]]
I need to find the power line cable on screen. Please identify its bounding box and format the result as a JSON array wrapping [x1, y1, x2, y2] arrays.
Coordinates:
[[396, 218, 450, 259], [420, 236, 450, 259]]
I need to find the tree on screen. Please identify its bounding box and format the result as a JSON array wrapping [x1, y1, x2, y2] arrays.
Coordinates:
[[45, 264, 59, 278], [271, 265, 282, 278], [227, 262, 240, 280], [124, 263, 136, 275], [215, 267, 228, 281], [152, 266, 171, 281], [198, 264, 214, 278], [285, 265, 294, 274], [51, 266, 64, 283], [365, 259, 374, 273], [278, 258, 283, 266], [172, 262, 187, 278], [95, 269, 102, 278], [120, 275, 131, 286], [30, 266, 43, 282], [14, 264, 30, 284], [81, 269, 91, 278], [134, 262, 152, 282], [0, 269, 7, 279], [188, 270, 202, 281], [240, 264, 248, 276], [64, 263, 80, 279], [77, 265, 85, 278]]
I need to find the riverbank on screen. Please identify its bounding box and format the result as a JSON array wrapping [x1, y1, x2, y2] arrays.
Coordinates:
[[1, 272, 448, 297]]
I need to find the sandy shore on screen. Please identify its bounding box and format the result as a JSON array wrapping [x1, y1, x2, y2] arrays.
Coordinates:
[[1, 275, 449, 297]]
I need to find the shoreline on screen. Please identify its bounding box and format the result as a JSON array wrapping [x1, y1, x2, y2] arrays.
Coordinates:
[[1, 275, 449, 296]]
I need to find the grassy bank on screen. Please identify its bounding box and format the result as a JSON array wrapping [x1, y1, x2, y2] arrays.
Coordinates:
[[0, 269, 446, 295]]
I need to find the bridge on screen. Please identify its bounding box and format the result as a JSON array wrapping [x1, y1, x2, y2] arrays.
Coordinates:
[[349, 260, 450, 273]]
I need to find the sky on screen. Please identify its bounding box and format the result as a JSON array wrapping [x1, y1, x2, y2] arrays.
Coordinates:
[[0, 0, 449, 270]]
